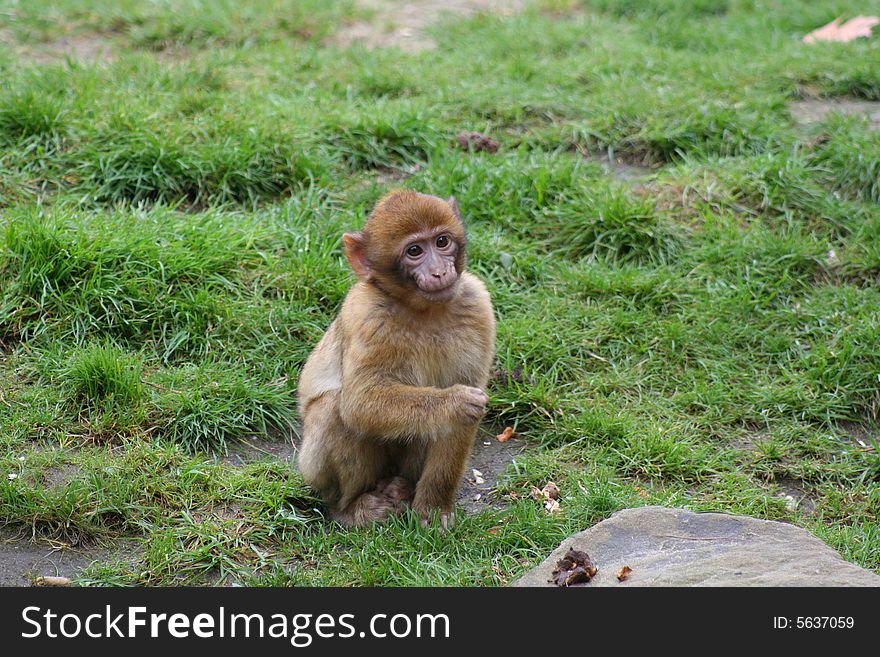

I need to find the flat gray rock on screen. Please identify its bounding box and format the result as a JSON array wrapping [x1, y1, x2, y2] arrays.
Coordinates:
[[513, 506, 880, 587]]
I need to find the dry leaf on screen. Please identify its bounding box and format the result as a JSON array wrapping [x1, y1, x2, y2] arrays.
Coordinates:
[[530, 486, 544, 500], [544, 498, 561, 514], [541, 481, 560, 500], [803, 16, 879, 43], [551, 548, 598, 586], [33, 576, 71, 587], [472, 468, 485, 484], [616, 565, 633, 582], [496, 426, 515, 442], [455, 131, 500, 153]]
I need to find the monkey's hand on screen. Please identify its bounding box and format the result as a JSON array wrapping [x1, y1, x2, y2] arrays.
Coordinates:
[[448, 384, 489, 423]]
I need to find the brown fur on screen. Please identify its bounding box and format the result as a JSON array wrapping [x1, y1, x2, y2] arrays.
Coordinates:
[[297, 190, 495, 528]]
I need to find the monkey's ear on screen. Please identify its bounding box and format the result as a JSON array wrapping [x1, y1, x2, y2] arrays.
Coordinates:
[[446, 196, 462, 222], [342, 231, 371, 279]]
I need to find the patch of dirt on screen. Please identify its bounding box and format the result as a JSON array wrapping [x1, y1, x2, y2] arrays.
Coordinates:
[[332, 0, 525, 52], [190, 503, 247, 525], [774, 477, 817, 514], [838, 421, 880, 445], [221, 435, 298, 467], [456, 426, 526, 513], [0, 27, 16, 48], [789, 98, 880, 130], [730, 432, 765, 453], [837, 421, 879, 449], [586, 154, 655, 182], [374, 163, 422, 185], [42, 463, 84, 489], [2, 29, 115, 65], [0, 525, 124, 586]]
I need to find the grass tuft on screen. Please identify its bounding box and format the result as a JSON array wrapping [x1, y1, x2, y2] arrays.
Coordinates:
[[155, 366, 296, 453], [541, 189, 681, 265], [62, 340, 144, 407]]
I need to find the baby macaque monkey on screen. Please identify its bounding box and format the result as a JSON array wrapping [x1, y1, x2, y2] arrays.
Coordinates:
[[297, 190, 496, 528]]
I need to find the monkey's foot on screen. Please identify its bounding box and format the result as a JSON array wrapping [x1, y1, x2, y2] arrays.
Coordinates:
[[336, 491, 402, 527], [416, 507, 455, 530], [376, 476, 415, 508]]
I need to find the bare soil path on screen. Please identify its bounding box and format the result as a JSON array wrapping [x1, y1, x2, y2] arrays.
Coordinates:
[[333, 0, 524, 51]]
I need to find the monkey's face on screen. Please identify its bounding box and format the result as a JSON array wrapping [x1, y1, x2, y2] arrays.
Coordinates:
[[398, 228, 461, 302], [343, 190, 468, 306]]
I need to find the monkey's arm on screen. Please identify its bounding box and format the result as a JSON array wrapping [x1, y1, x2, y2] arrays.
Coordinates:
[[338, 373, 485, 440]]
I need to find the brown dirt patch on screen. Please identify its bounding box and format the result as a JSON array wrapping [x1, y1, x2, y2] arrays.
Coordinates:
[[585, 154, 655, 182], [730, 432, 766, 453], [2, 30, 115, 65], [374, 163, 422, 185], [0, 525, 129, 586], [332, 0, 525, 52], [837, 421, 879, 449], [221, 435, 297, 467], [789, 98, 880, 130], [773, 477, 818, 514], [456, 426, 526, 513], [42, 463, 84, 489]]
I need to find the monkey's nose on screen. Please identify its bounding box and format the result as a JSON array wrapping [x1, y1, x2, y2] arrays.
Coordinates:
[[432, 270, 447, 279]]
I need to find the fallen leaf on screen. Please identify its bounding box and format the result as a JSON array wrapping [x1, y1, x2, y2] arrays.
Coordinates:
[[455, 131, 500, 153], [544, 498, 561, 514], [472, 469, 485, 485], [541, 481, 560, 500], [550, 547, 598, 586], [33, 576, 71, 587], [496, 426, 515, 442], [530, 486, 544, 501], [616, 565, 633, 582], [803, 16, 879, 43]]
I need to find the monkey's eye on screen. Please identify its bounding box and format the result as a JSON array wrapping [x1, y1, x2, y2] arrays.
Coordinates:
[[436, 235, 450, 248], [406, 244, 423, 257]]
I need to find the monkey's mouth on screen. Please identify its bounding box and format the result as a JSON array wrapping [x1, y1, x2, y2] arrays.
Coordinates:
[[417, 278, 459, 300]]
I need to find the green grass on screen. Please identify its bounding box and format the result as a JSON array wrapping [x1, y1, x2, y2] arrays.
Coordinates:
[[62, 340, 144, 406], [0, 0, 879, 585]]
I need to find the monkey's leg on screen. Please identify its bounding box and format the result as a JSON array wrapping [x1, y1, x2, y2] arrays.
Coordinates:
[[376, 476, 415, 507], [298, 392, 405, 527], [409, 424, 478, 529]]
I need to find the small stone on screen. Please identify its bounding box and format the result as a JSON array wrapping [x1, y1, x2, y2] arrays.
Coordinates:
[[780, 494, 798, 511], [33, 576, 71, 587], [826, 249, 839, 266]]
